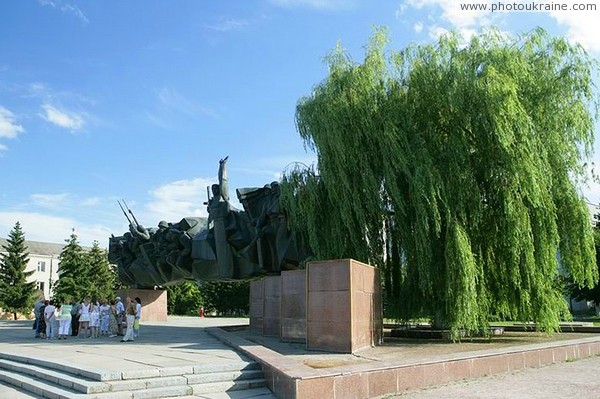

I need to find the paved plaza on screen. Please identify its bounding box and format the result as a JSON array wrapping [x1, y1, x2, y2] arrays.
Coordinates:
[[0, 317, 599, 398]]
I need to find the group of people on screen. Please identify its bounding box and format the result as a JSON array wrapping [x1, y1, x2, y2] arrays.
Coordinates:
[[33, 296, 142, 342]]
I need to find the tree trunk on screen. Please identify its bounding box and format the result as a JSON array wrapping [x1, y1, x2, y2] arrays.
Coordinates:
[[13, 312, 17, 321]]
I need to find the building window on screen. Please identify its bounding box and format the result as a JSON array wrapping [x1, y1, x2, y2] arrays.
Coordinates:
[[37, 281, 45, 292], [37, 261, 46, 272]]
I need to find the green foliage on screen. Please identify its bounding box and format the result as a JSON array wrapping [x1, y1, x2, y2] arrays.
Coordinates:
[[166, 281, 204, 315], [281, 27, 599, 338], [52, 232, 87, 303], [200, 281, 249, 316], [110, 263, 127, 292], [85, 241, 114, 302], [0, 222, 36, 319]]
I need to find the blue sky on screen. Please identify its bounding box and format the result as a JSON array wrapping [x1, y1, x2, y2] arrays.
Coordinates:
[[1, 0, 599, 246]]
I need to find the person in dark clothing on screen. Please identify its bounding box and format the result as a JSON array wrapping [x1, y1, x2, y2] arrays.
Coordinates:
[[70, 300, 80, 336]]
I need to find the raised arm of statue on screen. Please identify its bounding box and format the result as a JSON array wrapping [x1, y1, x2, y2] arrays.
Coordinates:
[[218, 156, 230, 203]]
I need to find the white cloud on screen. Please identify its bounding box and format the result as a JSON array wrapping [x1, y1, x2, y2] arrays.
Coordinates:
[[401, 0, 600, 51], [0, 106, 25, 139], [158, 87, 217, 118], [0, 212, 112, 247], [0, 143, 7, 152], [548, 7, 600, 52], [40, 103, 84, 131], [403, 0, 494, 40], [81, 197, 101, 206], [270, 0, 355, 10], [414, 21, 424, 33], [231, 153, 319, 183], [147, 87, 218, 128], [428, 25, 449, 40], [30, 193, 72, 210], [38, 0, 89, 25], [146, 177, 213, 223], [206, 18, 250, 32]]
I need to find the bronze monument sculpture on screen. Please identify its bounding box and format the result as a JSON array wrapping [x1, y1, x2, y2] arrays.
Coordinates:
[[108, 157, 308, 287]]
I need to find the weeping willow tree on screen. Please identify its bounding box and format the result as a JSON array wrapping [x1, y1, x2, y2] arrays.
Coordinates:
[[280, 27, 599, 338]]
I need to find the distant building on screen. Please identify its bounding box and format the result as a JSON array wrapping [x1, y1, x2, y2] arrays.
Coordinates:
[[0, 238, 64, 300], [586, 201, 600, 227]]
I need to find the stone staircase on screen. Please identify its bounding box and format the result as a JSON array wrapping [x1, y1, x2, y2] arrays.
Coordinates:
[[0, 352, 267, 399]]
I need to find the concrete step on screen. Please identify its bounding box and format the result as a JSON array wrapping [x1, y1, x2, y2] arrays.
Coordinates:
[[177, 388, 276, 399], [0, 359, 110, 394], [190, 379, 267, 396], [0, 354, 267, 398]]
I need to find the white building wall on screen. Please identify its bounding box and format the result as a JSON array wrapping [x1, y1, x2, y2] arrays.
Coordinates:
[[26, 254, 60, 300], [0, 238, 64, 301]]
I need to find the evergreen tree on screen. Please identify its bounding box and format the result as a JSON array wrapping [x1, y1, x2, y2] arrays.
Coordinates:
[[110, 263, 126, 293], [281, 27, 599, 338], [0, 222, 36, 320], [52, 231, 86, 303], [85, 241, 114, 301]]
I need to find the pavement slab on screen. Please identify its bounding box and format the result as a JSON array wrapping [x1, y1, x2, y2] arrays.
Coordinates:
[[2, 317, 600, 399]]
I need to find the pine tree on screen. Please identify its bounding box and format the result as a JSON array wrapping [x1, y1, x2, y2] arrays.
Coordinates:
[[52, 231, 86, 303], [281, 27, 599, 338], [0, 222, 36, 320], [85, 241, 114, 301]]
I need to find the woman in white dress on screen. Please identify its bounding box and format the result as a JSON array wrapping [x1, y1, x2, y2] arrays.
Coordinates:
[[99, 300, 111, 336], [78, 298, 91, 338], [89, 302, 100, 338]]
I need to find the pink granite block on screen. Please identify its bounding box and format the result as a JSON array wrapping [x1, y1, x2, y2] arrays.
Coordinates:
[[308, 260, 351, 292], [422, 362, 450, 387], [353, 261, 377, 294], [250, 297, 264, 318], [307, 321, 351, 352], [553, 346, 569, 362], [506, 352, 525, 371], [524, 351, 541, 368], [538, 348, 555, 365], [445, 359, 471, 382], [263, 316, 280, 337], [264, 276, 281, 297], [397, 366, 425, 392], [306, 258, 383, 353], [249, 280, 264, 333], [470, 357, 492, 377], [281, 270, 306, 342], [281, 318, 306, 342], [250, 280, 264, 300], [307, 291, 351, 323], [263, 367, 274, 391], [333, 373, 368, 399], [487, 355, 510, 374], [282, 293, 306, 313], [281, 270, 306, 294], [263, 276, 281, 336], [352, 321, 375, 352], [590, 342, 600, 355], [271, 370, 296, 399], [117, 289, 167, 322], [250, 317, 263, 332], [351, 291, 373, 322], [368, 369, 398, 397], [577, 343, 591, 358], [296, 377, 334, 399]]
